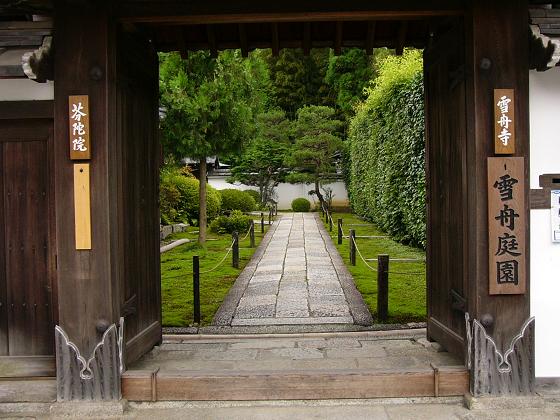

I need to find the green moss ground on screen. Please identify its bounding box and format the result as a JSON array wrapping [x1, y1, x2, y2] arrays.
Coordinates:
[[322, 212, 426, 323], [160, 221, 270, 327]]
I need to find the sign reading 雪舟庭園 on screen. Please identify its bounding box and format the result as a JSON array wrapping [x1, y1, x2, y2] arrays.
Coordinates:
[[68, 95, 90, 160], [494, 89, 515, 155], [488, 157, 525, 295]]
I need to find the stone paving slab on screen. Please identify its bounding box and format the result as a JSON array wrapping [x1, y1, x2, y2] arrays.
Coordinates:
[[215, 212, 372, 328]]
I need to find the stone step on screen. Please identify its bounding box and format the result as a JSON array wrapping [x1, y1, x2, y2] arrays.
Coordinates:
[[122, 367, 468, 401]]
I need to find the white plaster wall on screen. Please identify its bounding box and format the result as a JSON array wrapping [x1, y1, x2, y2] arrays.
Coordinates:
[[529, 67, 560, 378], [0, 79, 54, 101], [208, 175, 349, 210]]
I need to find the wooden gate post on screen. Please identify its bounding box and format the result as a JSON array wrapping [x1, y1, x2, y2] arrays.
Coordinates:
[[193, 256, 200, 324]]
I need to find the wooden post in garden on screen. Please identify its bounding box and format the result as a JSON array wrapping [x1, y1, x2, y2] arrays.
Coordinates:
[[268, 208, 272, 225], [232, 231, 239, 268], [349, 229, 356, 266], [377, 254, 389, 323], [329, 211, 333, 232], [250, 220, 255, 248], [338, 219, 343, 245], [261, 212, 264, 234], [193, 255, 200, 324]]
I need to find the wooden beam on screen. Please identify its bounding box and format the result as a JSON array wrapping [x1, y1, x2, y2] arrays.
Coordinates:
[[271, 23, 279, 56], [334, 21, 343, 55], [0, 100, 54, 120], [175, 27, 188, 59], [206, 25, 217, 57], [303, 22, 311, 56], [365, 21, 376, 55], [120, 10, 465, 25], [122, 368, 469, 401], [238, 23, 248, 57], [396, 21, 408, 55]]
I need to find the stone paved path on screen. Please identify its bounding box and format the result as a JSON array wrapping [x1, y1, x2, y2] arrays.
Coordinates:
[[219, 213, 371, 327]]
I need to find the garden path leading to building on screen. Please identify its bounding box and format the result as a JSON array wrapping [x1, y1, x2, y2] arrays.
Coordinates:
[[213, 213, 372, 328]]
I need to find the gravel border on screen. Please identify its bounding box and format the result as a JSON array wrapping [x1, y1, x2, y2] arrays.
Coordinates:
[[315, 213, 374, 326], [211, 217, 281, 326]]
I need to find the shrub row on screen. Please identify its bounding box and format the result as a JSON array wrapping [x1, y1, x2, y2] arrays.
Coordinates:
[[160, 168, 258, 226], [347, 50, 426, 248]]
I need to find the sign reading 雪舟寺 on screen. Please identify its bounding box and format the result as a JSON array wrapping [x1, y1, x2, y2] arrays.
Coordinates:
[[494, 89, 515, 155], [68, 95, 90, 160], [488, 157, 525, 295]]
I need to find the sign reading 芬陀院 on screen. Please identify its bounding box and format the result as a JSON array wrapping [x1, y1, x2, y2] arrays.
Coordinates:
[[488, 157, 525, 295], [68, 95, 90, 160]]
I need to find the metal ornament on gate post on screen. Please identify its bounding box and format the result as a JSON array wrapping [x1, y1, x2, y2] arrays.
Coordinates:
[[55, 317, 125, 401]]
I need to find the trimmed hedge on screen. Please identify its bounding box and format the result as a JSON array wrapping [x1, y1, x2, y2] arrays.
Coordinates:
[[219, 188, 256, 213], [291, 197, 311, 212], [347, 50, 426, 248], [160, 167, 221, 225]]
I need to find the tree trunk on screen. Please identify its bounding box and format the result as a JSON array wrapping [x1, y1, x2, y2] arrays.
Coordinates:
[[198, 158, 207, 244], [314, 178, 325, 210]]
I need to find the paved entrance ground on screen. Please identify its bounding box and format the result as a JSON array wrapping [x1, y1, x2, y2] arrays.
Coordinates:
[[213, 213, 372, 328]]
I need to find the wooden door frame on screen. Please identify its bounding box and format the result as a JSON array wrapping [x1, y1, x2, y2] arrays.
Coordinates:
[[0, 99, 57, 377]]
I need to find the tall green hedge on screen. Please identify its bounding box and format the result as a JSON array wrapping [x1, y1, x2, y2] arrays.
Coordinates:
[[347, 50, 426, 248]]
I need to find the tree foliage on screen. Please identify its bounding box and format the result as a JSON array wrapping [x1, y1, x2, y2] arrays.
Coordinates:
[[159, 50, 267, 242], [285, 105, 343, 208], [348, 50, 425, 247], [266, 49, 334, 118], [229, 109, 291, 205]]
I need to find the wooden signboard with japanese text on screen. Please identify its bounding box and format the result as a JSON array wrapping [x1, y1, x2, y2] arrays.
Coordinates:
[[494, 89, 515, 154], [68, 95, 91, 160], [488, 157, 525, 295]]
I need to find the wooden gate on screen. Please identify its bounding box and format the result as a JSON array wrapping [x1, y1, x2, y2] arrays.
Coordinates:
[[0, 102, 56, 376], [424, 24, 468, 358]]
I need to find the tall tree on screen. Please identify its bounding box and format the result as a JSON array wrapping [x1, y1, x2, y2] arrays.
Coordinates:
[[266, 48, 334, 118], [159, 50, 263, 243], [285, 105, 343, 209], [229, 110, 291, 205]]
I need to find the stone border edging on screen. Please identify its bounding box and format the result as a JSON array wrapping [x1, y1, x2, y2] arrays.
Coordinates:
[[212, 217, 282, 326], [315, 213, 374, 327], [160, 239, 190, 254]]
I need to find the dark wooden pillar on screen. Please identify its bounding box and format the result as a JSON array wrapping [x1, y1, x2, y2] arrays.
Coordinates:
[[465, 0, 530, 349], [53, 3, 119, 355]]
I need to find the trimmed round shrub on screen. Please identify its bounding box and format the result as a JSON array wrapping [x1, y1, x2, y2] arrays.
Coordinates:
[[160, 168, 221, 225], [291, 198, 311, 212], [219, 189, 256, 213], [210, 210, 252, 234], [244, 189, 261, 206]]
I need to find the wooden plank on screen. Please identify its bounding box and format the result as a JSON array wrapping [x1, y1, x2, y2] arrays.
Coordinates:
[[365, 21, 376, 55], [0, 356, 55, 378], [125, 321, 161, 365], [121, 368, 469, 401], [488, 157, 525, 295], [121, 369, 158, 401], [334, 21, 343, 55], [238, 24, 248, 57], [120, 10, 465, 25], [530, 189, 550, 210], [271, 23, 279, 56], [0, 101, 54, 120], [73, 163, 92, 250], [0, 378, 56, 403], [396, 21, 408, 55], [494, 89, 515, 154]]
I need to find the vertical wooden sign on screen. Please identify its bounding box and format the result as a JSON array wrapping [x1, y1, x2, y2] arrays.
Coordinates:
[[488, 157, 525, 295], [494, 89, 515, 155], [68, 95, 91, 160], [74, 163, 92, 250]]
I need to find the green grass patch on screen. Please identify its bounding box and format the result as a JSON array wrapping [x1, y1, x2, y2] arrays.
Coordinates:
[[323, 213, 426, 323], [161, 220, 270, 327]]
